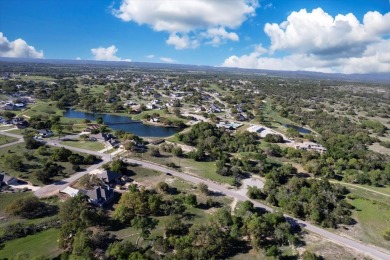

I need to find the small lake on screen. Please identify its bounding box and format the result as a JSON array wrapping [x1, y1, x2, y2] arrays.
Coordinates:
[[283, 124, 312, 134], [63, 109, 180, 137]]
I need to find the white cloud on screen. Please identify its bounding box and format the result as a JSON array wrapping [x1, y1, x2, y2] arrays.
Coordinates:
[[160, 57, 176, 63], [264, 8, 390, 57], [146, 54, 155, 59], [113, 0, 258, 48], [223, 9, 390, 74], [91, 45, 131, 62], [203, 27, 239, 46], [76, 57, 81, 60], [166, 33, 199, 49], [0, 32, 44, 58]]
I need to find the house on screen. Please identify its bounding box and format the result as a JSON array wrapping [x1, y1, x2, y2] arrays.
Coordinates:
[[236, 113, 247, 121], [295, 142, 327, 153], [38, 129, 53, 138], [150, 117, 160, 123], [86, 186, 116, 207], [96, 170, 122, 184], [207, 104, 221, 113], [0, 173, 19, 186]]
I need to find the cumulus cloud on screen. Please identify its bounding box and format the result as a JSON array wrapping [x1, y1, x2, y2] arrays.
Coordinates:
[[112, 0, 258, 49], [146, 54, 155, 59], [0, 32, 44, 58], [160, 57, 176, 63], [223, 9, 390, 73], [166, 33, 199, 49], [91, 45, 131, 62], [264, 8, 390, 57]]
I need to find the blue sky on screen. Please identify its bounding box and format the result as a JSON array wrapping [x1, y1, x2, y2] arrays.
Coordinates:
[[0, 0, 389, 73]]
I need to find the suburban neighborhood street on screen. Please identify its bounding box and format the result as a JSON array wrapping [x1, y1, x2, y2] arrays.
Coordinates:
[[1, 130, 389, 259]]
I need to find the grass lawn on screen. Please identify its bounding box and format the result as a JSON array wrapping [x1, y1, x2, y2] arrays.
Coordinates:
[[345, 188, 390, 251], [19, 101, 63, 118], [130, 150, 234, 185], [131, 109, 166, 120], [0, 134, 18, 145], [0, 228, 61, 258], [60, 139, 105, 151]]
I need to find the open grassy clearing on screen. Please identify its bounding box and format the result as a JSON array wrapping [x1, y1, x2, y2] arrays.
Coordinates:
[[0, 134, 18, 145], [0, 228, 61, 258], [60, 139, 105, 151], [129, 149, 234, 185], [19, 101, 62, 118], [343, 188, 390, 251]]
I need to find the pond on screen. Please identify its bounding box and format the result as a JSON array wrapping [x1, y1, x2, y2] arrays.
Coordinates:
[[63, 109, 180, 137], [283, 124, 312, 134]]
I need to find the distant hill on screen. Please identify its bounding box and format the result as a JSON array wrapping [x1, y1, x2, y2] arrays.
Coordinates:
[[0, 57, 389, 83]]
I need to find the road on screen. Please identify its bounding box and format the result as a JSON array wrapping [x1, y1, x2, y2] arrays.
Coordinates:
[[1, 131, 389, 259], [123, 158, 390, 260]]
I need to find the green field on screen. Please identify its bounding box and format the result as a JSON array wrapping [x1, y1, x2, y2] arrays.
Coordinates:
[[130, 150, 234, 185], [19, 101, 63, 118], [60, 139, 105, 151], [346, 188, 390, 251], [0, 134, 18, 145], [0, 228, 61, 258]]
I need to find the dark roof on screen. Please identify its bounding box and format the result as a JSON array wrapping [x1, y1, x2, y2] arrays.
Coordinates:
[[0, 173, 16, 184], [86, 186, 115, 206], [97, 170, 122, 183]]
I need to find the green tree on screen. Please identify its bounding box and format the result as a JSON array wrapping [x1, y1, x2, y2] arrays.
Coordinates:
[[131, 216, 159, 246]]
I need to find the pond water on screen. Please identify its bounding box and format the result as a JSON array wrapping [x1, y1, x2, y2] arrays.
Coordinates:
[[63, 109, 180, 137], [283, 124, 312, 134]]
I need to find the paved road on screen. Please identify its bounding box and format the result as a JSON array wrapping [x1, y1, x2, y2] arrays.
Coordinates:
[[2, 131, 389, 259], [34, 138, 111, 197], [123, 158, 390, 260]]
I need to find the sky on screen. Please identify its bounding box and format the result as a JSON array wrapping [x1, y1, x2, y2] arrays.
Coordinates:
[[0, 0, 389, 74]]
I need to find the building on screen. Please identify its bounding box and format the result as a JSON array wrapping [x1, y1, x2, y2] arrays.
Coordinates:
[[295, 142, 327, 153], [96, 170, 122, 185], [38, 129, 53, 138], [0, 173, 19, 186], [86, 186, 116, 207]]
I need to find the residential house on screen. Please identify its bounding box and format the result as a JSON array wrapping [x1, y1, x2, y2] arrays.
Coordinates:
[[86, 186, 116, 207], [38, 129, 53, 138], [0, 173, 19, 186], [96, 170, 122, 185]]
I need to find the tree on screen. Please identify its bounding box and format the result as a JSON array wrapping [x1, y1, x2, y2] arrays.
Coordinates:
[[96, 116, 104, 124], [111, 159, 127, 174], [156, 182, 170, 194], [5, 196, 54, 219], [3, 154, 24, 171], [51, 123, 64, 139], [164, 215, 188, 237], [106, 241, 138, 260], [383, 228, 390, 241], [184, 194, 197, 207], [197, 182, 209, 195], [72, 230, 92, 257], [149, 147, 160, 157], [131, 216, 158, 246], [172, 146, 183, 157]]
